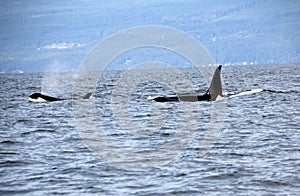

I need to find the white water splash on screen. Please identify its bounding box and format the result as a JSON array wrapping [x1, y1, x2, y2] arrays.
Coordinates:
[[228, 88, 264, 98]]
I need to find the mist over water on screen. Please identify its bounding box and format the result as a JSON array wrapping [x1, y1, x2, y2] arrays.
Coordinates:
[[0, 64, 299, 195]]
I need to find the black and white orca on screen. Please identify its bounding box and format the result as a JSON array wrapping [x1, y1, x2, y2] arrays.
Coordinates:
[[150, 65, 223, 102], [28, 92, 92, 102]]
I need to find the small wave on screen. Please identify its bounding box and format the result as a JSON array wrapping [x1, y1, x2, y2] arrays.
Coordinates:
[[251, 179, 289, 186], [21, 129, 56, 136], [0, 160, 31, 167], [0, 140, 18, 144], [262, 89, 300, 94], [204, 170, 241, 179]]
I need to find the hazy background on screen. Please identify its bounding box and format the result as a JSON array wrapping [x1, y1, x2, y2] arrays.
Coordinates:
[[0, 0, 299, 73]]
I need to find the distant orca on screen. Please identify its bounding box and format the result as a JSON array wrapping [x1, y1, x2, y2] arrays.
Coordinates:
[[150, 65, 223, 102], [28, 92, 92, 102]]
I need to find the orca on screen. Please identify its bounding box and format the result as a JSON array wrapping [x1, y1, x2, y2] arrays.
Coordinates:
[[28, 92, 92, 102], [151, 65, 223, 102]]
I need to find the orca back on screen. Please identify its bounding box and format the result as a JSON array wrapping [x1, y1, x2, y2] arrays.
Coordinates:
[[29, 93, 63, 102], [29, 92, 92, 102]]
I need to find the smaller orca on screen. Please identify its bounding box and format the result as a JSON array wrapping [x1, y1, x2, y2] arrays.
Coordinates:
[[28, 92, 92, 102]]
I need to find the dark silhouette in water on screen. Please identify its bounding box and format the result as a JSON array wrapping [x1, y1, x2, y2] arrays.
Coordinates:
[[151, 65, 223, 102], [28, 92, 92, 102]]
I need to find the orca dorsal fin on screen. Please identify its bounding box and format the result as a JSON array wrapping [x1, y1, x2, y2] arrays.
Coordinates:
[[82, 92, 93, 99], [207, 65, 223, 101]]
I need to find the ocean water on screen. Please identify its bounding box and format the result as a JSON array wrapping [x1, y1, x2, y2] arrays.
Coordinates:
[[0, 64, 299, 195]]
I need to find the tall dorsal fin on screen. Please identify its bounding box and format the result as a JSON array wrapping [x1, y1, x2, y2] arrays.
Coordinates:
[[207, 65, 223, 101]]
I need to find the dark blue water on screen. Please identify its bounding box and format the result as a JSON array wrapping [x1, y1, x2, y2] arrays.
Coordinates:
[[1, 64, 299, 195]]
